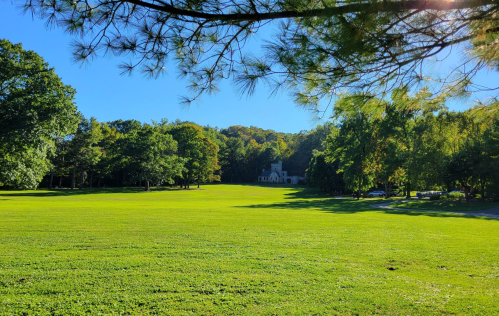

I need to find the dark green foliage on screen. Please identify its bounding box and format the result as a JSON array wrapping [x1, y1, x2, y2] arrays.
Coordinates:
[[326, 99, 379, 197], [216, 125, 329, 183], [307, 150, 344, 194], [0, 39, 79, 189], [125, 125, 184, 191], [324, 91, 499, 198], [169, 123, 220, 188], [220, 138, 245, 182], [42, 120, 330, 189]]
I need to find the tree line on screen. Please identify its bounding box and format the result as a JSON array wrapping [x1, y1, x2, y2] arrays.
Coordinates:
[[306, 89, 499, 200], [0, 39, 329, 191], [40, 118, 330, 191], [3, 39, 499, 198]]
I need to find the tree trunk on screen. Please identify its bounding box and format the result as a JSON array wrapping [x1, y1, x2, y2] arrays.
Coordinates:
[[71, 166, 76, 189], [71, 152, 78, 189], [357, 181, 361, 200], [197, 179, 200, 188], [406, 182, 411, 199], [59, 176, 62, 188], [145, 180, 150, 191], [465, 184, 473, 201], [49, 171, 54, 189], [79, 165, 84, 189], [90, 171, 94, 189]]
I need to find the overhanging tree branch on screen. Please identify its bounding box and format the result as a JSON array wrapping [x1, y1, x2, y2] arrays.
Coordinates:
[[16, 0, 499, 111], [123, 0, 496, 22]]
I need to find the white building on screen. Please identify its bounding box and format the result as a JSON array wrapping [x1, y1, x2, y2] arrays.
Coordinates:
[[257, 161, 306, 184]]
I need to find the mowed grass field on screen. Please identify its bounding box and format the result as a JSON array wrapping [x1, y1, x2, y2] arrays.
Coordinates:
[[1, 184, 498, 315]]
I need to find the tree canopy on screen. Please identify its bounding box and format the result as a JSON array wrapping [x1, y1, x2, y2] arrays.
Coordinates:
[[0, 39, 79, 189], [322, 90, 499, 199], [17, 0, 499, 111]]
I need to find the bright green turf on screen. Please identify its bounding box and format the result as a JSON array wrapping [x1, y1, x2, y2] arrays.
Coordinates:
[[396, 199, 499, 212], [1, 184, 498, 315]]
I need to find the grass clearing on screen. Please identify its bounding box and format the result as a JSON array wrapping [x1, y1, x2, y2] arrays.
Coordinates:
[[396, 199, 499, 212], [1, 184, 498, 314]]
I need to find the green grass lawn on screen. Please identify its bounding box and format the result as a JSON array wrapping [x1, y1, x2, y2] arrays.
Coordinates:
[[396, 199, 499, 212], [1, 184, 498, 315]]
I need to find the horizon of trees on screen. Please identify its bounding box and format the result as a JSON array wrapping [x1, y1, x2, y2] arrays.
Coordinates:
[[2, 38, 499, 199], [306, 90, 499, 200], [0, 39, 330, 191], [8, 96, 499, 201], [37, 118, 330, 191]]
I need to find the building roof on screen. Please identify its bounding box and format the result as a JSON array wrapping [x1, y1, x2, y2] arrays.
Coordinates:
[[261, 170, 271, 176]]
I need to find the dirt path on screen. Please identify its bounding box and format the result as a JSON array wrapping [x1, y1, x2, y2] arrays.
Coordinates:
[[370, 200, 499, 220]]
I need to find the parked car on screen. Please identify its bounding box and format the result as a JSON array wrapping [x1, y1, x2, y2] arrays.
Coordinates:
[[436, 191, 448, 195], [421, 190, 438, 197], [367, 191, 386, 197], [386, 191, 400, 197]]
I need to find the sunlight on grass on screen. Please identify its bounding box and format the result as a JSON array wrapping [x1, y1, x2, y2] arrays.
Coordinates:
[[1, 184, 498, 314]]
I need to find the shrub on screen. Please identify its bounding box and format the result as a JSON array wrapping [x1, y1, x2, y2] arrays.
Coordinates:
[[474, 193, 482, 199], [447, 192, 465, 200], [429, 195, 441, 200]]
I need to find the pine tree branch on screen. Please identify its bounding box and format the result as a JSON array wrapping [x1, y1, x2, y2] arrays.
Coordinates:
[[123, 0, 496, 22]]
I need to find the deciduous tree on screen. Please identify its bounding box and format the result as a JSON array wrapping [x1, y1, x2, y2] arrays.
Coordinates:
[[0, 39, 79, 189]]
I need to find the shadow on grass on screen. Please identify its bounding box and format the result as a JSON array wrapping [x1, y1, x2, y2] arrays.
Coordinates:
[[396, 200, 499, 213], [238, 197, 498, 221], [0, 187, 186, 197], [227, 182, 307, 189]]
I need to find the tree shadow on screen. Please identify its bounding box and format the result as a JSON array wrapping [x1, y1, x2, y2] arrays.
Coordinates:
[[231, 182, 308, 189], [233, 183, 333, 198], [237, 197, 498, 221], [0, 187, 184, 197]]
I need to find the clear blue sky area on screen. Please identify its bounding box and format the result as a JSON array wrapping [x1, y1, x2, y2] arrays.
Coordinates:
[[1, 2, 498, 133]]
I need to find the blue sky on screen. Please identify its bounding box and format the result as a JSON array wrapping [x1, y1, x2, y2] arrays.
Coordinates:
[[1, 2, 498, 133]]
